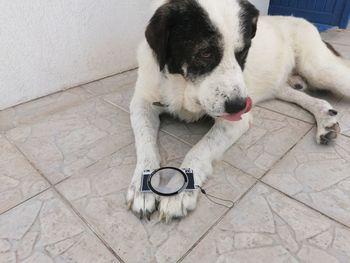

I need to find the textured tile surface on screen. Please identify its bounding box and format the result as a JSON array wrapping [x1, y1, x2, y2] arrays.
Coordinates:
[[259, 90, 342, 124], [0, 87, 93, 132], [322, 29, 350, 46], [0, 135, 49, 214], [6, 99, 134, 184], [182, 183, 350, 263], [84, 70, 137, 96], [331, 43, 350, 59], [56, 133, 256, 263], [224, 108, 312, 178], [263, 130, 350, 227], [0, 189, 119, 263], [160, 115, 214, 145], [336, 97, 350, 137]]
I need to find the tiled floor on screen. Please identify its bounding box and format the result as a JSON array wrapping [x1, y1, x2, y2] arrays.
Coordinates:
[[0, 27, 350, 263]]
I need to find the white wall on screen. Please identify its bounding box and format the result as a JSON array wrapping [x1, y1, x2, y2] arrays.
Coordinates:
[[0, 1, 152, 110], [250, 0, 270, 15], [0, 0, 270, 110]]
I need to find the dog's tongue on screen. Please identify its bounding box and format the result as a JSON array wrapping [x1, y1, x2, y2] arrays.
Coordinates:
[[222, 97, 253, 122]]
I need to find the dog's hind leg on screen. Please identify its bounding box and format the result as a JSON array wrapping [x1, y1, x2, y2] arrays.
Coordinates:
[[276, 85, 340, 145], [295, 22, 350, 98]]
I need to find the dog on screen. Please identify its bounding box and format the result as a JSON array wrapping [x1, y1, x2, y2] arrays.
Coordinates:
[[127, 0, 350, 221]]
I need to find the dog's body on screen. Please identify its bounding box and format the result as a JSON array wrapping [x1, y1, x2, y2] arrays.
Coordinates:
[[127, 0, 350, 221]]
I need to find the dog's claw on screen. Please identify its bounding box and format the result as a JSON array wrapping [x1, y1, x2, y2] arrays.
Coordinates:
[[145, 210, 151, 221], [139, 209, 144, 220], [328, 109, 338, 116], [159, 211, 165, 221]]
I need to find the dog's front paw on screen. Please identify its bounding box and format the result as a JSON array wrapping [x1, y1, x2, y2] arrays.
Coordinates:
[[126, 177, 158, 220], [316, 109, 341, 145], [158, 190, 199, 222]]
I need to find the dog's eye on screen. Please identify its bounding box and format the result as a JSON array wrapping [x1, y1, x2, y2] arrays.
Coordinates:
[[200, 50, 211, 58]]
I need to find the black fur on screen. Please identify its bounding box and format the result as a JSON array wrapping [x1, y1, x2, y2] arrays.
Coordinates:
[[145, 0, 223, 80], [146, 0, 259, 78], [235, 0, 259, 70]]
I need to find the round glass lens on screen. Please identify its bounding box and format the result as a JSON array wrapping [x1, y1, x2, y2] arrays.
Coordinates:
[[149, 168, 187, 195]]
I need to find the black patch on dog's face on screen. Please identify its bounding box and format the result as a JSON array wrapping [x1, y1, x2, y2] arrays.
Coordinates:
[[145, 0, 223, 80], [235, 0, 259, 70]]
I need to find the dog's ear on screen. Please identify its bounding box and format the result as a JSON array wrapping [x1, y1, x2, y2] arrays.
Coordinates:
[[240, 0, 260, 39], [145, 4, 174, 71]]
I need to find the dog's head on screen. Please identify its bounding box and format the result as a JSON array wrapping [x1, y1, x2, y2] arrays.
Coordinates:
[[146, 0, 258, 119]]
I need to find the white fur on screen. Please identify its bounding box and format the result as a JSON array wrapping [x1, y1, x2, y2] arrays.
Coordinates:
[[127, 0, 350, 221]]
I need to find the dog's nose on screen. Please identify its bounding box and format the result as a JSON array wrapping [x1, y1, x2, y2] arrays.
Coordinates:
[[225, 97, 247, 114]]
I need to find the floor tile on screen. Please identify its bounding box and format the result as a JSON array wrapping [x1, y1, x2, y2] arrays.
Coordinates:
[[336, 97, 350, 137], [0, 135, 49, 214], [182, 183, 350, 263], [0, 87, 93, 132], [259, 90, 342, 124], [0, 189, 119, 262], [224, 107, 312, 178], [6, 98, 134, 184], [160, 114, 214, 145], [83, 69, 137, 97], [102, 84, 134, 112], [331, 43, 350, 59], [321, 29, 350, 46], [263, 129, 350, 227], [56, 133, 256, 263]]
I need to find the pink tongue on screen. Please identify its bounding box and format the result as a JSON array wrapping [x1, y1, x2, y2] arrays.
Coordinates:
[[222, 97, 253, 122]]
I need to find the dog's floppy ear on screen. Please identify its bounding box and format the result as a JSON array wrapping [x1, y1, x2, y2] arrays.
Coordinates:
[[145, 4, 174, 71], [240, 0, 260, 39]]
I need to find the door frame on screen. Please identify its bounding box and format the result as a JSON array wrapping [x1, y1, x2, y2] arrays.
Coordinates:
[[339, 0, 350, 28]]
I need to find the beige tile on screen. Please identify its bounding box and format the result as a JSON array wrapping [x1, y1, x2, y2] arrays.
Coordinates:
[[0, 135, 49, 214], [321, 29, 350, 46], [160, 114, 214, 145], [56, 133, 256, 263], [6, 98, 134, 184], [102, 83, 135, 112], [331, 43, 350, 59], [259, 90, 342, 124], [0, 87, 93, 132], [182, 183, 350, 263], [263, 130, 350, 227], [336, 97, 350, 137], [0, 189, 119, 262], [258, 100, 315, 123], [83, 69, 137, 96], [224, 107, 312, 178]]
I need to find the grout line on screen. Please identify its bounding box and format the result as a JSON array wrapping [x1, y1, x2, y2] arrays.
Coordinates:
[[177, 181, 258, 263], [259, 125, 314, 181], [0, 187, 50, 216], [161, 129, 194, 147], [52, 187, 126, 263], [256, 105, 314, 125], [3, 135, 126, 262], [321, 39, 350, 48], [102, 98, 130, 114], [2, 68, 138, 111], [258, 180, 350, 230]]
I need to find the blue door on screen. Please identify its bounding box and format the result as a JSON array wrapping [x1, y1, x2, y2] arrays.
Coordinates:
[[269, 0, 350, 29]]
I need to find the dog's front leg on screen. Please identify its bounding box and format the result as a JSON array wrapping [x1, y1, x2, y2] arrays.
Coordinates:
[[159, 113, 252, 221], [127, 96, 161, 219]]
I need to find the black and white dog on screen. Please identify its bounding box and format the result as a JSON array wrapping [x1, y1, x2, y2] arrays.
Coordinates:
[[127, 0, 350, 221]]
